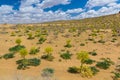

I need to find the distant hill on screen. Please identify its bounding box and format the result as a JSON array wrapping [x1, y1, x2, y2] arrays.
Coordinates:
[[41, 13, 120, 29], [1, 13, 120, 29]]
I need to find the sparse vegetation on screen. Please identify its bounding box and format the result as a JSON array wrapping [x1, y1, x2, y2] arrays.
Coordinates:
[[16, 58, 41, 70], [41, 47, 54, 61], [29, 47, 40, 55], [60, 50, 72, 60], [64, 39, 72, 48], [3, 53, 15, 59], [1, 13, 120, 80], [96, 58, 114, 69]]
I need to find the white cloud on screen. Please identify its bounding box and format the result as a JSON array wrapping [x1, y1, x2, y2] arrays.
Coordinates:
[[73, 2, 120, 19], [20, 0, 40, 7], [85, 0, 118, 9], [37, 0, 71, 9], [0, 0, 120, 24], [0, 5, 13, 14], [66, 8, 84, 13]]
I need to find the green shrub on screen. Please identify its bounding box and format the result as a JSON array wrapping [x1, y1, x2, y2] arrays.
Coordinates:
[[84, 59, 95, 64], [68, 66, 79, 73], [68, 27, 77, 33], [89, 50, 97, 56], [16, 58, 41, 70], [90, 66, 99, 75], [27, 58, 41, 66], [27, 33, 34, 39], [16, 59, 29, 70], [41, 68, 54, 77], [60, 51, 72, 60], [96, 58, 114, 70], [29, 47, 39, 55], [9, 45, 25, 52], [98, 40, 105, 43], [80, 43, 85, 46], [38, 36, 46, 44], [41, 55, 54, 61], [41, 47, 54, 61], [112, 72, 120, 80], [3, 53, 15, 59]]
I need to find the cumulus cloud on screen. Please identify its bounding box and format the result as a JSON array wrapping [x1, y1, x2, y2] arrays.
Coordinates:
[[37, 0, 71, 9], [66, 8, 84, 13], [0, 5, 13, 14], [85, 0, 118, 9], [0, 0, 120, 23], [73, 2, 120, 19]]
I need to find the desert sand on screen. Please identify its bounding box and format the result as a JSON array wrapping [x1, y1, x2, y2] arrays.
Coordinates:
[[0, 24, 120, 80]]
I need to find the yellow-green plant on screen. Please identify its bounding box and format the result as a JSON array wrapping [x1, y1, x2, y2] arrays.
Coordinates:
[[80, 65, 93, 78], [15, 38, 22, 45], [76, 51, 89, 72], [45, 47, 53, 55], [20, 48, 28, 59], [11, 32, 15, 36], [64, 39, 72, 48]]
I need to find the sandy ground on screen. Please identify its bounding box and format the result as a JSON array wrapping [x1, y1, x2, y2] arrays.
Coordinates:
[[0, 26, 120, 80]]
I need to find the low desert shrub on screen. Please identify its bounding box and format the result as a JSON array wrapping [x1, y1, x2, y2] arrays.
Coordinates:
[[16, 58, 41, 70], [41, 68, 54, 77], [29, 47, 39, 55], [80, 43, 85, 46], [9, 45, 25, 52], [89, 50, 97, 56], [38, 36, 46, 44], [90, 66, 99, 75], [80, 65, 93, 78], [96, 58, 114, 69], [112, 72, 120, 80], [41, 55, 54, 61], [68, 66, 79, 73], [3, 53, 15, 59], [60, 51, 72, 60], [64, 40, 72, 48], [27, 33, 34, 39], [84, 59, 95, 64]]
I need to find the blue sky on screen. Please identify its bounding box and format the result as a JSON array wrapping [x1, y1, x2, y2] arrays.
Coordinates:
[[0, 0, 120, 23]]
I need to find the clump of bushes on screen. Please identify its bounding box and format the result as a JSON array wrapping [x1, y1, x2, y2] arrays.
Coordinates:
[[38, 36, 46, 44], [10, 32, 15, 36], [80, 43, 85, 46], [68, 27, 77, 33], [29, 47, 40, 55], [60, 51, 72, 60], [16, 58, 41, 70], [64, 40, 72, 48], [3, 53, 15, 59], [9, 38, 25, 53], [41, 47, 54, 61], [112, 72, 120, 80], [96, 58, 114, 69], [27, 33, 34, 39], [41, 68, 54, 77], [9, 45, 25, 53], [68, 66, 80, 73], [90, 66, 99, 75], [111, 38, 117, 42], [89, 50, 97, 56], [84, 59, 95, 64]]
